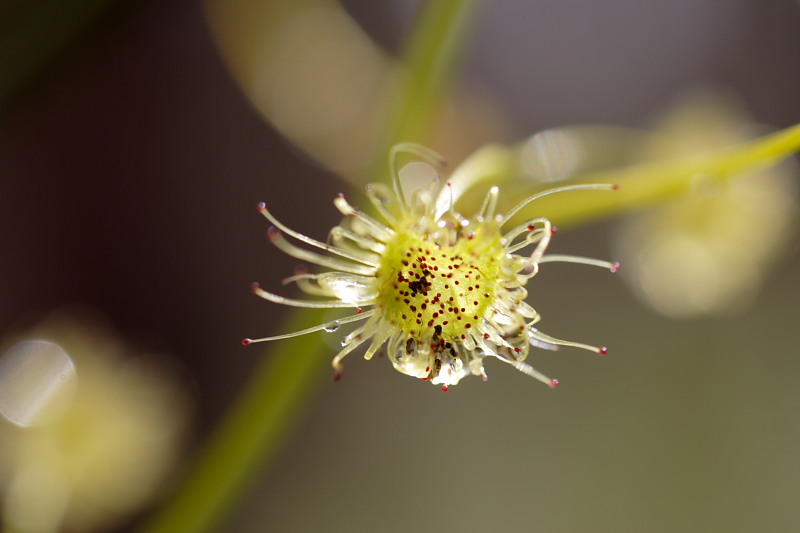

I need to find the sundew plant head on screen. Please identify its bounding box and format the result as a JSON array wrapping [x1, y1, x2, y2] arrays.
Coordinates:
[[245, 144, 619, 391]]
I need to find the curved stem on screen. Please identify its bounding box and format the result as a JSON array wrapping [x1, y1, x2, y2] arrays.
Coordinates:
[[512, 122, 800, 229], [139, 310, 329, 533]]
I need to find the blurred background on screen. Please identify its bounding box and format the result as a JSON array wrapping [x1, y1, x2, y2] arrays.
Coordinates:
[[1, 0, 799, 532]]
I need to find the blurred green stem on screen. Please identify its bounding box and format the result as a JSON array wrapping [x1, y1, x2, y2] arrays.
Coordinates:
[[139, 2, 481, 533], [139, 309, 330, 533], [416, 121, 800, 229], [367, 0, 481, 184], [390, 0, 480, 147], [528, 122, 800, 228]]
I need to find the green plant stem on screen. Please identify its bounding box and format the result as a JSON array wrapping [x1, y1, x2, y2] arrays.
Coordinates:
[[367, 0, 481, 183], [140, 309, 329, 533], [392, 0, 480, 146], [459, 123, 800, 229], [531, 122, 800, 228]]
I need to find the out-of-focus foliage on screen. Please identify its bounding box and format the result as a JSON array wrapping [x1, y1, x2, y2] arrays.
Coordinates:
[[0, 311, 190, 533], [615, 91, 797, 317], [205, 0, 505, 181]]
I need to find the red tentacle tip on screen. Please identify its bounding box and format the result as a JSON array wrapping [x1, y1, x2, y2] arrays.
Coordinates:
[[332, 370, 343, 382], [441, 385, 449, 392], [256, 201, 267, 212], [266, 226, 280, 241], [598, 346, 608, 356], [611, 183, 621, 190], [241, 338, 252, 346], [610, 261, 621, 273], [549, 378, 559, 389], [551, 225, 558, 234], [356, 307, 363, 314], [249, 282, 261, 293]]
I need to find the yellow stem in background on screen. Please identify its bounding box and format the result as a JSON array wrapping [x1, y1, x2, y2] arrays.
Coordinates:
[[499, 122, 800, 229]]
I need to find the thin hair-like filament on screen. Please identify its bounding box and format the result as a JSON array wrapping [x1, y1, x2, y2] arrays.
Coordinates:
[[259, 203, 379, 267], [501, 184, 617, 226], [244, 310, 375, 343]]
